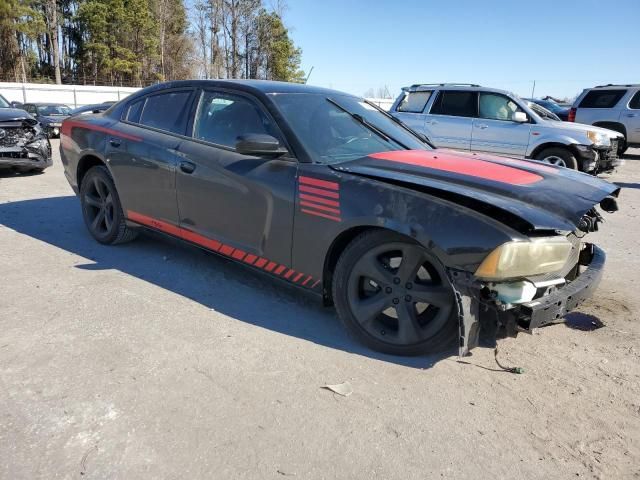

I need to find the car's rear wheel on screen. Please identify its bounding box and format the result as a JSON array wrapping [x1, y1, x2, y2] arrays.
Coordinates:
[[332, 230, 458, 356], [535, 147, 578, 170], [80, 165, 137, 245]]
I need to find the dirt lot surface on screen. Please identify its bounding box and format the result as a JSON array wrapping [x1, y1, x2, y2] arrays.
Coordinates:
[[1, 142, 639, 479]]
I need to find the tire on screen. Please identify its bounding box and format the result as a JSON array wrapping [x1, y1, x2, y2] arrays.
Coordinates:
[[80, 165, 138, 245], [332, 230, 458, 356], [534, 147, 578, 170], [617, 139, 628, 157]]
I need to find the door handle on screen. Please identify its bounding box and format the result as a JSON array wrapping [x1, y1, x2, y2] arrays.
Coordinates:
[[179, 161, 196, 174], [476, 123, 489, 129], [109, 137, 121, 147], [626, 113, 638, 117], [426, 120, 438, 125]]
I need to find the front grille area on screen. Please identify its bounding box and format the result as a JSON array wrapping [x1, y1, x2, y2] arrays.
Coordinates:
[[0, 151, 29, 159], [0, 126, 35, 148]]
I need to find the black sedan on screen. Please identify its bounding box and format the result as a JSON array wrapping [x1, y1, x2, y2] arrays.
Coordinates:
[[21, 103, 72, 137], [60, 80, 619, 356], [0, 107, 52, 173], [70, 101, 117, 116]]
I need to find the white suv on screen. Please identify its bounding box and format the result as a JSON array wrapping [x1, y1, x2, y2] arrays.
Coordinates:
[[390, 84, 622, 173], [571, 84, 640, 155]]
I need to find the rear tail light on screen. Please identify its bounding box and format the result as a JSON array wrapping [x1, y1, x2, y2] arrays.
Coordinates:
[[568, 107, 576, 122]]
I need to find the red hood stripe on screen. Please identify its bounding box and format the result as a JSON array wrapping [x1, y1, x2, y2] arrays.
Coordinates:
[[368, 150, 543, 185]]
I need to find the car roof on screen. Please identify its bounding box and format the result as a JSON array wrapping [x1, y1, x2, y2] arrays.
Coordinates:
[[402, 84, 515, 96], [136, 79, 354, 97], [28, 102, 70, 106]]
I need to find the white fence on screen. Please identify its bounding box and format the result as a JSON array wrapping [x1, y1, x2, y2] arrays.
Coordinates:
[[365, 97, 394, 111], [0, 82, 141, 108]]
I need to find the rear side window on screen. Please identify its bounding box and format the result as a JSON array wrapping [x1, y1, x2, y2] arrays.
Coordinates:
[[397, 91, 432, 113], [193, 91, 280, 148], [126, 99, 144, 123], [578, 89, 626, 108], [138, 90, 193, 134], [629, 91, 640, 109], [430, 91, 477, 117]]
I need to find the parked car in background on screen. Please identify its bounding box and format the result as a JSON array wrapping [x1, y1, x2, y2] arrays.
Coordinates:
[[525, 98, 570, 120], [571, 84, 640, 155], [524, 100, 562, 121], [70, 101, 117, 116], [21, 103, 72, 138], [0, 107, 52, 173], [390, 84, 621, 172], [60, 80, 619, 356]]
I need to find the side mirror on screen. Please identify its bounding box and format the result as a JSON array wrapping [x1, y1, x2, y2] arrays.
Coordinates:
[[513, 111, 528, 123], [10, 101, 22, 108], [235, 134, 287, 157]]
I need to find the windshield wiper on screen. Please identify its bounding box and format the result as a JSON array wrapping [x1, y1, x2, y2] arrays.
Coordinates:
[[326, 97, 407, 148], [362, 99, 436, 149]]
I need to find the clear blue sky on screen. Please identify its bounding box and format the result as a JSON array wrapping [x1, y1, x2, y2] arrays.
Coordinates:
[[285, 0, 639, 100]]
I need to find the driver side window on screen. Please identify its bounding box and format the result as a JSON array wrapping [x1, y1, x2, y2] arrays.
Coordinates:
[[193, 91, 280, 148], [479, 93, 524, 121]]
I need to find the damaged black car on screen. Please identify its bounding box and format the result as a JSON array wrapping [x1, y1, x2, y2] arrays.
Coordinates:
[[0, 106, 52, 173], [59, 80, 619, 356]]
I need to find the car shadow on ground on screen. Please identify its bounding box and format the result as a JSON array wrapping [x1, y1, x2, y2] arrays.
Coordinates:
[[0, 195, 457, 369]]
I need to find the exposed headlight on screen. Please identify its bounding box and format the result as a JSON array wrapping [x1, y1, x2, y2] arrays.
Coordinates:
[[475, 237, 572, 280], [586, 130, 609, 146]]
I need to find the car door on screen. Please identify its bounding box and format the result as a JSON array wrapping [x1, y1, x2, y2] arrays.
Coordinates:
[[471, 92, 531, 156], [423, 90, 475, 150], [621, 90, 640, 144], [107, 88, 196, 227], [391, 90, 433, 133], [175, 89, 297, 264]]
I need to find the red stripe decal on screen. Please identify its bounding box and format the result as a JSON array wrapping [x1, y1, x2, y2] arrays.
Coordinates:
[[243, 254, 258, 265], [311, 279, 321, 289], [126, 211, 319, 289], [299, 176, 339, 190], [299, 193, 340, 207], [301, 209, 341, 222], [368, 150, 543, 185], [62, 120, 142, 142], [299, 185, 340, 199], [300, 201, 340, 215]]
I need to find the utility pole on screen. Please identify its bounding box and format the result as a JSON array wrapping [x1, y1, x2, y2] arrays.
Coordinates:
[[530, 80, 536, 98], [304, 66, 314, 84]]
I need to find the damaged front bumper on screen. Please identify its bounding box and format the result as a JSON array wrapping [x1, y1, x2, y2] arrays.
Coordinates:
[[0, 140, 52, 171], [450, 242, 605, 356]]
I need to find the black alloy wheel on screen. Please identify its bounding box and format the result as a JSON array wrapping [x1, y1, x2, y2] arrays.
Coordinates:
[[333, 230, 458, 356]]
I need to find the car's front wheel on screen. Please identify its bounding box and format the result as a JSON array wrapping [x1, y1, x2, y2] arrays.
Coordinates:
[[332, 230, 458, 356], [535, 147, 579, 170], [80, 165, 137, 245]]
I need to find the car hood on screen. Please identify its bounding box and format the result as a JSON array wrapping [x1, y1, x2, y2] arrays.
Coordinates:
[[539, 119, 624, 138], [39, 115, 70, 123], [0, 108, 36, 123], [331, 149, 619, 232]]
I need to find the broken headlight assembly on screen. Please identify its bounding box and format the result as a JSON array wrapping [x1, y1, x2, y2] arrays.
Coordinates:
[[475, 236, 572, 281]]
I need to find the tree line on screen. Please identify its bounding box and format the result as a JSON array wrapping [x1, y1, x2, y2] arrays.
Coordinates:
[[0, 0, 304, 86]]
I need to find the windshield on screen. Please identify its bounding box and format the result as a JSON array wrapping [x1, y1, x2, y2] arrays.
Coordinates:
[[37, 105, 72, 116], [270, 93, 430, 164], [0, 96, 9, 108], [528, 102, 559, 121]]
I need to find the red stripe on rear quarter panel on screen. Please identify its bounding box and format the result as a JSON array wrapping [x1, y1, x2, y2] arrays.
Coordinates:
[[219, 245, 234, 256], [231, 249, 246, 260], [299, 176, 339, 190], [368, 150, 543, 185], [293, 273, 304, 282], [302, 275, 312, 286], [275, 265, 286, 275], [299, 185, 340, 199], [243, 254, 258, 264], [299, 193, 340, 207], [63, 120, 142, 142], [254, 258, 268, 268], [265, 261, 277, 272], [284, 269, 295, 279]]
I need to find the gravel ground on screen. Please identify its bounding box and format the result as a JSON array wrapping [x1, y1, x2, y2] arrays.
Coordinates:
[[1, 142, 639, 480]]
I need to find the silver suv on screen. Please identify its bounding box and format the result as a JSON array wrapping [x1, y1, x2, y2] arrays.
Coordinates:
[[571, 84, 640, 155], [390, 84, 622, 172]]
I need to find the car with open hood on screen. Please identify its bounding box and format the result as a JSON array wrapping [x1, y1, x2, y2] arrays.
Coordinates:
[[0, 106, 52, 173], [59, 80, 620, 356], [389, 84, 623, 173]]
